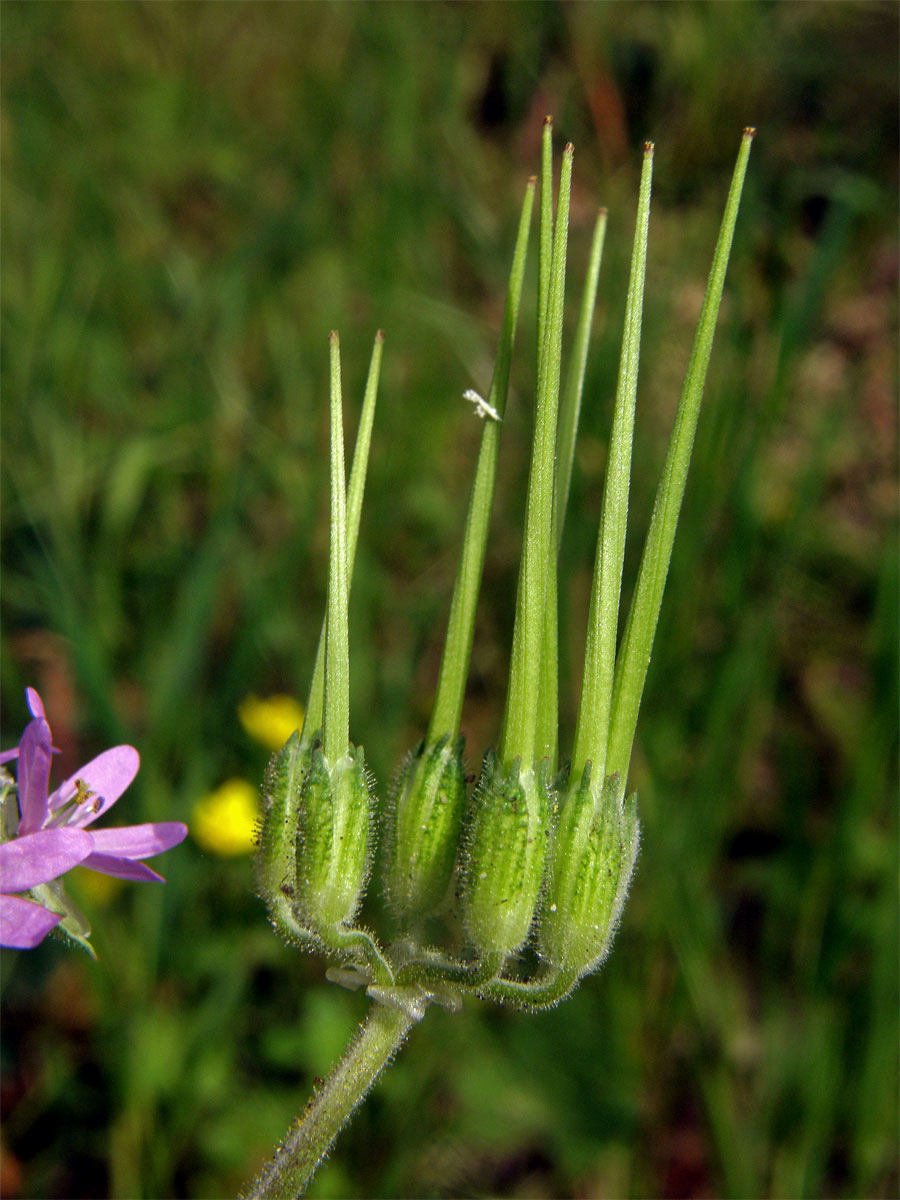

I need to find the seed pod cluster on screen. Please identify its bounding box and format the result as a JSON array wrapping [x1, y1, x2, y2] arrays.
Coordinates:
[[252, 128, 753, 1016]]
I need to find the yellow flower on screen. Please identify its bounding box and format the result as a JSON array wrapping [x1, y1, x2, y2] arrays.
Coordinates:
[[192, 778, 259, 856], [238, 694, 305, 751]]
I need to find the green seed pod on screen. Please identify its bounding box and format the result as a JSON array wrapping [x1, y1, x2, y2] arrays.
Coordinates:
[[256, 731, 312, 915], [386, 734, 467, 923], [463, 751, 551, 961], [538, 764, 639, 978], [293, 743, 373, 931]]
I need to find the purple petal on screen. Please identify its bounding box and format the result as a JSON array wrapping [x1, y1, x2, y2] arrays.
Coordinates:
[[49, 745, 140, 826], [81, 853, 166, 883], [0, 828, 94, 892], [25, 688, 47, 719], [17, 717, 53, 834], [87, 822, 188, 860], [0, 894, 62, 948], [0, 748, 19, 764]]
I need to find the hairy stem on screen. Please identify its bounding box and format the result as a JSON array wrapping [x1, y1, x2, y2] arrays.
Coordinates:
[[479, 965, 580, 1010], [318, 923, 395, 988], [395, 949, 502, 990], [244, 1003, 414, 1200]]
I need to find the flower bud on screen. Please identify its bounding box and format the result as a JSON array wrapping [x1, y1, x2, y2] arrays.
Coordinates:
[[463, 752, 551, 961], [293, 743, 373, 931], [538, 764, 639, 978], [385, 734, 467, 923]]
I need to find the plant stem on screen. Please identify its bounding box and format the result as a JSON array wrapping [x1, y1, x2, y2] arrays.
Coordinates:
[[427, 179, 534, 742], [606, 129, 754, 784], [317, 922, 395, 988], [536, 205, 608, 776], [501, 143, 573, 768], [530, 141, 573, 774], [323, 332, 349, 764], [244, 1003, 414, 1200], [396, 949, 501, 990], [480, 965, 580, 1010], [536, 115, 554, 384], [572, 144, 653, 780], [554, 205, 608, 550], [306, 332, 383, 738]]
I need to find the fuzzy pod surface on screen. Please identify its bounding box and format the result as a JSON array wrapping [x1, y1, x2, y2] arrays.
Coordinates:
[[292, 744, 373, 930], [463, 752, 551, 961], [539, 766, 639, 976], [385, 734, 467, 924], [256, 732, 312, 915]]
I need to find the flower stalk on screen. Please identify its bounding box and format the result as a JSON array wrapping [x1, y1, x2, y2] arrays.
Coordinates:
[[244, 1002, 414, 1200]]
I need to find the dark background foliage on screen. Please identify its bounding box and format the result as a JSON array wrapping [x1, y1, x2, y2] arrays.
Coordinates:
[[1, 3, 897, 1197]]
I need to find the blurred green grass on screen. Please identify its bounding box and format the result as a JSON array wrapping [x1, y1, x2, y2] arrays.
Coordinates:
[[1, 2, 897, 1197]]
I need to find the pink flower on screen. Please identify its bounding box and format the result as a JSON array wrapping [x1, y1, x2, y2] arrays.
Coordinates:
[[0, 828, 95, 948], [0, 688, 188, 948]]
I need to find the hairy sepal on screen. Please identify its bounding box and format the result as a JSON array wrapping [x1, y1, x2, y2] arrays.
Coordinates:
[[463, 751, 551, 962], [294, 743, 373, 931], [256, 731, 312, 916], [538, 764, 639, 978], [385, 733, 467, 924]]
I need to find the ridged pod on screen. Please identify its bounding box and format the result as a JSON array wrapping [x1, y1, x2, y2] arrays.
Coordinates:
[[385, 734, 467, 923], [463, 752, 551, 960], [538, 765, 639, 977], [293, 743, 373, 930], [256, 731, 312, 916]]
